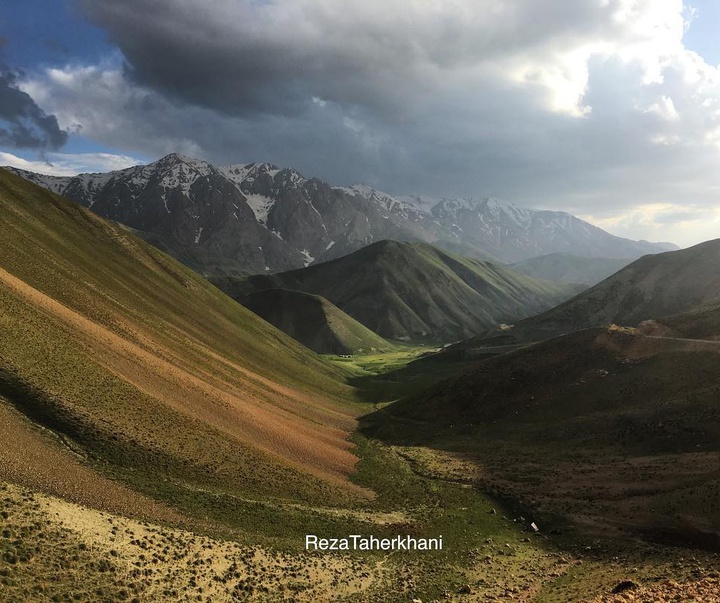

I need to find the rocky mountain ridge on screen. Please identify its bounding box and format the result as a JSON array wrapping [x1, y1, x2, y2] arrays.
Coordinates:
[[7, 154, 676, 276]]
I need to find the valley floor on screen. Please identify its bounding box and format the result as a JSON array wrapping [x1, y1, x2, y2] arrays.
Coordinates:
[[3, 440, 720, 602], [4, 344, 720, 601]]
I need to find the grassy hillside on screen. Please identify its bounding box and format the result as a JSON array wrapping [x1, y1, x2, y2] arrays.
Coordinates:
[[6, 167, 720, 601], [0, 168, 369, 515], [454, 239, 720, 350], [365, 327, 720, 546], [244, 288, 392, 354], [215, 240, 578, 343], [510, 253, 630, 286], [650, 301, 720, 340]]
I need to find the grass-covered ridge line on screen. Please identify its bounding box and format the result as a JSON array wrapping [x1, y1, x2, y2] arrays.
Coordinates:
[[0, 169, 350, 399], [215, 239, 580, 343]]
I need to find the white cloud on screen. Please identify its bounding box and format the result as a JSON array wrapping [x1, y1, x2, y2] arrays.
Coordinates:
[[20, 67, 206, 159], [580, 202, 720, 247], [644, 96, 680, 120], [0, 151, 142, 176]]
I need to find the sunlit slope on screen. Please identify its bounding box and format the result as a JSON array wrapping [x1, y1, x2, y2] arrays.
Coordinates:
[[0, 168, 366, 505]]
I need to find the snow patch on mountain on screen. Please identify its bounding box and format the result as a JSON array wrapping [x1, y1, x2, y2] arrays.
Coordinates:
[[245, 194, 275, 226], [159, 162, 203, 195], [397, 194, 438, 213], [161, 193, 170, 214], [339, 184, 430, 222], [300, 249, 315, 267], [219, 164, 255, 186], [16, 172, 70, 195], [219, 162, 281, 186]]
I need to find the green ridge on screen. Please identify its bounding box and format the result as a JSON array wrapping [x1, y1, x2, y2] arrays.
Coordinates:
[[215, 240, 579, 343]]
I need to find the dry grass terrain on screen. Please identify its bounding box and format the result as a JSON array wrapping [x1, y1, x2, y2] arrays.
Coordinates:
[[0, 481, 389, 603], [0, 399, 182, 525], [588, 577, 720, 602]]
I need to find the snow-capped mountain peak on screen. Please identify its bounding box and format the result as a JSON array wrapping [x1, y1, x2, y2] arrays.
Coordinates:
[[5, 153, 677, 276], [219, 162, 283, 185]]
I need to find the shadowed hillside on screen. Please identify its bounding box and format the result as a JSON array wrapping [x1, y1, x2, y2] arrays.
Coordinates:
[[509, 253, 631, 286], [365, 327, 720, 545], [450, 239, 720, 351], [215, 240, 580, 343], [648, 300, 720, 340], [244, 288, 392, 354]]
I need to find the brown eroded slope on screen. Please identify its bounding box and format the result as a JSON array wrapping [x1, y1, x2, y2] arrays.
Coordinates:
[[0, 168, 369, 509], [0, 267, 356, 482]]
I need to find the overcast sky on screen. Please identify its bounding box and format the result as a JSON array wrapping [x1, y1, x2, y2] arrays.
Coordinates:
[[2, 1, 720, 247]]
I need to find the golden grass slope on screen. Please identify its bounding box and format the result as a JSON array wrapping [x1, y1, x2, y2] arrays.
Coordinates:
[[0, 168, 368, 508], [0, 481, 388, 603]]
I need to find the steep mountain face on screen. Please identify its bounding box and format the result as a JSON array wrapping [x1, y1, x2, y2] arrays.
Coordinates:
[[221, 167, 425, 267], [10, 155, 305, 276], [215, 240, 581, 343], [244, 289, 391, 354], [463, 238, 720, 347], [509, 253, 632, 285], [427, 198, 674, 263], [7, 154, 675, 276]]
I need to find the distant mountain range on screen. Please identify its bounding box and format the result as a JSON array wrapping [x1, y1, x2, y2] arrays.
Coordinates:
[[7, 154, 676, 276], [510, 253, 633, 285], [214, 240, 581, 343]]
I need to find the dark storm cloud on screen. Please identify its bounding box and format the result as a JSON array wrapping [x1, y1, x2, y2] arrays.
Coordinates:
[[76, 0, 622, 119], [28, 1, 720, 245], [0, 70, 68, 150]]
